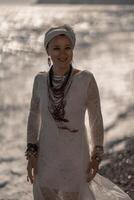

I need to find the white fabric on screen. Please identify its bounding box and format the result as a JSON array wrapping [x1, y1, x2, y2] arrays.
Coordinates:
[[27, 69, 132, 200], [33, 173, 132, 200], [80, 173, 131, 200], [44, 25, 76, 49]]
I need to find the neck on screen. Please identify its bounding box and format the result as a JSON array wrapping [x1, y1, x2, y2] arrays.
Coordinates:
[[52, 64, 71, 76]]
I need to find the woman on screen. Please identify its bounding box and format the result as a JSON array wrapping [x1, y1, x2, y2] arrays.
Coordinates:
[[25, 25, 132, 200]]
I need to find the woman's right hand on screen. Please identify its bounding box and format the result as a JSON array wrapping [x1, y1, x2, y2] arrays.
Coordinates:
[[27, 156, 38, 184], [86, 158, 99, 182]]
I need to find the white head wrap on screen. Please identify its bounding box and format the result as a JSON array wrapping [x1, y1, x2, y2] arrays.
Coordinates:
[[44, 25, 76, 50]]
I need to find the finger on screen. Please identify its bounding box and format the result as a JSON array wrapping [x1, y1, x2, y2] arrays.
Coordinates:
[[33, 164, 37, 176], [87, 166, 98, 182], [86, 166, 91, 174], [86, 169, 93, 182], [32, 158, 38, 181], [86, 162, 92, 174], [27, 163, 34, 184], [91, 168, 97, 179], [33, 166, 37, 183], [86, 165, 96, 181]]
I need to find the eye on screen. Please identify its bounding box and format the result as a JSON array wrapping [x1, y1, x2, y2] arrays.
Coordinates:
[[65, 47, 71, 50]]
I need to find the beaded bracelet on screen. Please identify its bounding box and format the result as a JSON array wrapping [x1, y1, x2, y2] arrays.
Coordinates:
[[94, 145, 104, 155], [91, 145, 104, 163], [25, 143, 38, 160]]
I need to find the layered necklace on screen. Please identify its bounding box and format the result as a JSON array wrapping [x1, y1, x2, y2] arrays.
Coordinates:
[[47, 64, 73, 122]]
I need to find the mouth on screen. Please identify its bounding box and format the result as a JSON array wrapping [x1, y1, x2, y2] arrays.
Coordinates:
[[58, 58, 68, 63]]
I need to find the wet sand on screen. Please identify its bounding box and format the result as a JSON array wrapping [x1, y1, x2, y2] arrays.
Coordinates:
[[0, 4, 134, 199]]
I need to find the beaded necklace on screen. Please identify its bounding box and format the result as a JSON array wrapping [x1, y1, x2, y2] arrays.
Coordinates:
[[49, 64, 72, 91], [47, 64, 73, 122]]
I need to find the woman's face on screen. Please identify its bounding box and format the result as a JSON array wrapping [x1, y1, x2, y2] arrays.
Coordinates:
[[47, 35, 73, 69]]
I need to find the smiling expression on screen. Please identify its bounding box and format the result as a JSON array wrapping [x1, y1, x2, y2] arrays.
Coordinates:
[[47, 34, 73, 69]]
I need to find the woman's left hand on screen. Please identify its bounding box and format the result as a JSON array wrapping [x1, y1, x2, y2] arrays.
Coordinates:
[[86, 158, 100, 182]]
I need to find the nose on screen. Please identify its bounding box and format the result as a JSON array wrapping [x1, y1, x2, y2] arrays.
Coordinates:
[[59, 50, 68, 59]]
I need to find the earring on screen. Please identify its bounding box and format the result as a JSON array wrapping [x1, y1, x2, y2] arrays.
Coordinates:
[[48, 56, 51, 67], [71, 59, 74, 66]]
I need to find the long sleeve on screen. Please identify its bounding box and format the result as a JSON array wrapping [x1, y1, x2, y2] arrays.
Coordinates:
[[27, 74, 41, 144], [86, 73, 104, 149]]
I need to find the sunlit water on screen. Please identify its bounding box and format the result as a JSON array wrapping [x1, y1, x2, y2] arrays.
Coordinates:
[[0, 4, 134, 199]]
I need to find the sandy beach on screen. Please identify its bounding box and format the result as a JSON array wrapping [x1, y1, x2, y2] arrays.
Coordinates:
[[0, 4, 134, 200]]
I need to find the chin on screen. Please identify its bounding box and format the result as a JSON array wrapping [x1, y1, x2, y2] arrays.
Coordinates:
[[58, 63, 70, 68]]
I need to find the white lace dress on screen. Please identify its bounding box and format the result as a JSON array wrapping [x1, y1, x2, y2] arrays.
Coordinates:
[[26, 69, 132, 200]]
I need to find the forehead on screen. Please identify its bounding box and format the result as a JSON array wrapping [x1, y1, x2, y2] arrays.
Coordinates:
[[49, 35, 72, 46]]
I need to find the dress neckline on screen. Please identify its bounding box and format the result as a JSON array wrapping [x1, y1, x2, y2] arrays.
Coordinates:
[[46, 68, 86, 80], [72, 69, 86, 78]]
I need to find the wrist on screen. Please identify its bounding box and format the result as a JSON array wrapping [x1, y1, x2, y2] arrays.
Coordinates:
[[91, 145, 104, 162], [91, 154, 102, 163], [25, 143, 38, 160], [92, 145, 104, 155]]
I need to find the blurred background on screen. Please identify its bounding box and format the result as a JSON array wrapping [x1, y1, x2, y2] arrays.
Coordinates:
[[0, 0, 134, 199]]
